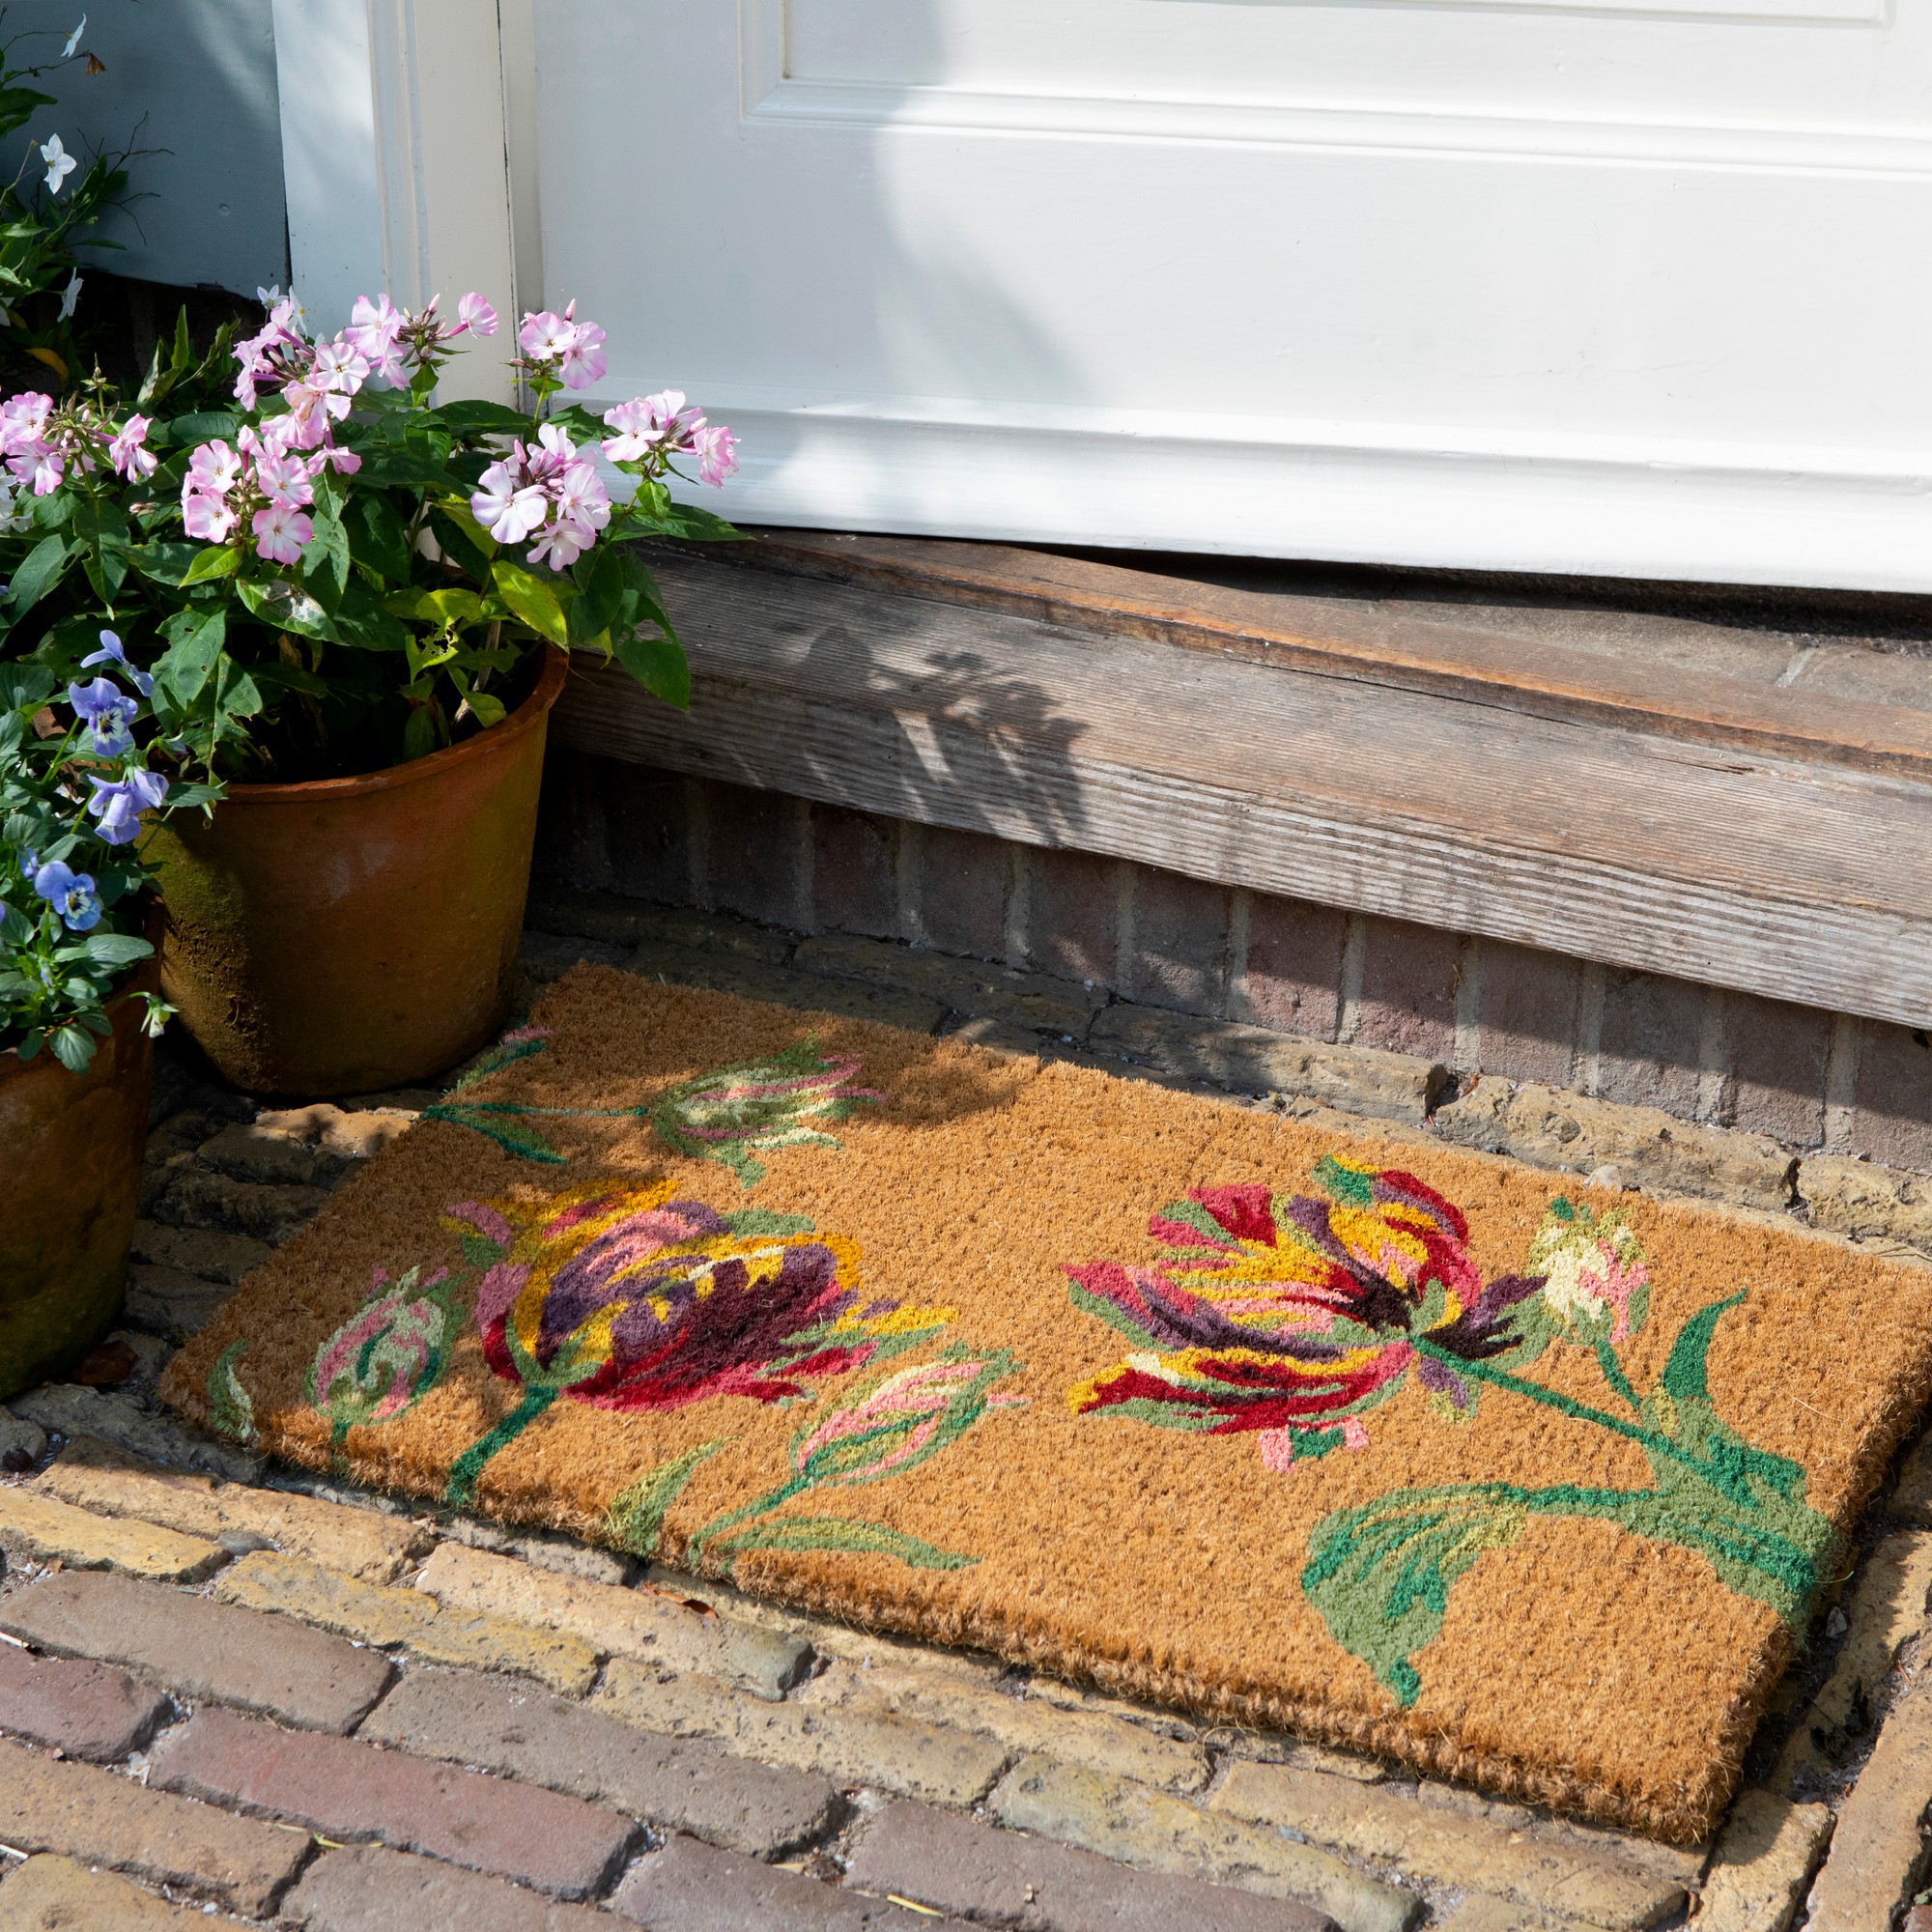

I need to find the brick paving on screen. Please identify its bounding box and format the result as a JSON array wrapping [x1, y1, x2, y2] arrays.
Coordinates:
[[3, 900, 1932, 1926]]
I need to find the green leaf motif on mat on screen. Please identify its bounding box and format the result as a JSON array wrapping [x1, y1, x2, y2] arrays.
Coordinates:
[[1299, 1293, 1836, 1708], [606, 1440, 729, 1558], [207, 1341, 255, 1447], [1303, 1487, 1532, 1707], [651, 1036, 880, 1188]]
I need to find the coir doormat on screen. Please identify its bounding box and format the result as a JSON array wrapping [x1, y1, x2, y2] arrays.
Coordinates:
[[162, 966, 1932, 1840]]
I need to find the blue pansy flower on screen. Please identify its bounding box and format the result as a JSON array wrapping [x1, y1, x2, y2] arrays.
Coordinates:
[[82, 630, 152, 698], [66, 676, 137, 758], [86, 768, 166, 845], [31, 859, 100, 931]]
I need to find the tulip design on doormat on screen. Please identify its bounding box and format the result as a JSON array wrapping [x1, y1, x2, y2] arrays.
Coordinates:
[[641, 1349, 1030, 1576], [441, 1178, 951, 1507], [1065, 1155, 1834, 1708], [307, 1264, 465, 1449], [423, 1025, 878, 1184]]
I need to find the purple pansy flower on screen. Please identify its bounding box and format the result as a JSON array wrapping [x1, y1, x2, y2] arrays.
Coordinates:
[[66, 675, 136, 757], [82, 629, 152, 697], [31, 859, 100, 931], [86, 768, 167, 845]]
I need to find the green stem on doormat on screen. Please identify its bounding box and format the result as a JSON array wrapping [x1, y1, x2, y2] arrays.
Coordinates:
[[445, 1385, 560, 1509]]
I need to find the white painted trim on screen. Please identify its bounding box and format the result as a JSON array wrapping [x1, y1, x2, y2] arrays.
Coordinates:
[[270, 0, 518, 397], [592, 380, 1932, 591], [270, 0, 385, 335], [748, 75, 1932, 176]]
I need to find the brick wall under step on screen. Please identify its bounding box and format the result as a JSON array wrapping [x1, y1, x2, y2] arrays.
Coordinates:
[[535, 752, 1932, 1176]]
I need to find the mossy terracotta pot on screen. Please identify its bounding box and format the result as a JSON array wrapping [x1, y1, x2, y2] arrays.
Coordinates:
[[0, 952, 156, 1401], [147, 645, 568, 1098]]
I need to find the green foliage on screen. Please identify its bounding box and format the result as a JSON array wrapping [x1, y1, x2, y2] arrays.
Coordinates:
[[0, 292, 740, 783]]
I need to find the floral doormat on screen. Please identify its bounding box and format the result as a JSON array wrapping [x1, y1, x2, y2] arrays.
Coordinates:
[[161, 966, 1932, 1841]]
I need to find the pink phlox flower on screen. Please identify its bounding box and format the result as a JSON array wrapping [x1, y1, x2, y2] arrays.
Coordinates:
[[455, 291, 498, 337], [0, 391, 52, 454], [555, 460, 610, 532], [517, 309, 575, 363], [557, 317, 606, 389], [528, 517, 596, 572], [693, 422, 738, 486], [345, 294, 407, 382], [530, 421, 579, 477], [470, 458, 548, 544], [186, 440, 243, 497], [252, 498, 313, 565], [106, 413, 156, 481], [253, 449, 314, 509], [311, 334, 369, 398], [183, 493, 238, 543]]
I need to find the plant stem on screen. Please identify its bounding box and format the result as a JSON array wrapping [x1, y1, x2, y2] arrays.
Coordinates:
[[1411, 1337, 1710, 1483], [686, 1473, 809, 1564], [443, 1384, 559, 1509]]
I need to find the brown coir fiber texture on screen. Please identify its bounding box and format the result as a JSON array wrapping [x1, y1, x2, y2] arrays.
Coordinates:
[[162, 967, 1932, 1841]]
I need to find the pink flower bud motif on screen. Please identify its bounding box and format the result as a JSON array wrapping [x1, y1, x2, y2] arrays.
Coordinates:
[[1524, 1199, 1650, 1346], [681, 1347, 1029, 1576], [306, 1264, 464, 1444], [790, 1351, 1029, 1489], [650, 1037, 879, 1187], [693, 422, 738, 487]]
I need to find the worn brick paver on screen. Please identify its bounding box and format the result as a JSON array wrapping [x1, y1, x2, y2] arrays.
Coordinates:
[[594, 1656, 1011, 1806], [0, 1489, 226, 1583], [416, 1540, 810, 1697], [150, 1703, 639, 1899], [1692, 1791, 1833, 1932], [214, 1548, 599, 1694], [845, 1798, 1337, 1931], [286, 1844, 613, 1931], [992, 1753, 1415, 1932], [0, 1736, 309, 1916], [0, 1851, 217, 1927], [0, 1644, 170, 1761], [800, 1657, 1210, 1793], [362, 1667, 840, 1858], [0, 1570, 392, 1733], [612, 1832, 973, 1930], [39, 1440, 429, 1581], [1211, 1760, 1680, 1929], [1800, 1675, 1932, 1930]]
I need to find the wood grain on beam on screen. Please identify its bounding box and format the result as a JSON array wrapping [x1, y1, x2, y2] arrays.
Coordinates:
[[555, 557, 1932, 1028], [698, 529, 1932, 781]]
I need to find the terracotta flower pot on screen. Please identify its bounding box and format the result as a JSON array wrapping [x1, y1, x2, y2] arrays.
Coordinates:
[[147, 646, 569, 1098], [0, 957, 156, 1402]]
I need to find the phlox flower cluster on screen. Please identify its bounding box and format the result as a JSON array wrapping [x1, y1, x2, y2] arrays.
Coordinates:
[[180, 415, 353, 565], [514, 300, 604, 391], [345, 291, 498, 387], [470, 422, 611, 572], [600, 389, 738, 488], [0, 390, 156, 497]]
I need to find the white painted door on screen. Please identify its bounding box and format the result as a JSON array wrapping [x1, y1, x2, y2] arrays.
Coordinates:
[[520, 0, 1932, 589]]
